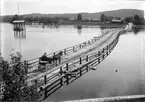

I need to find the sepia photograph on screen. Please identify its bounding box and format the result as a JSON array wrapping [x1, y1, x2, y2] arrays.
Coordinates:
[[0, 0, 145, 102]]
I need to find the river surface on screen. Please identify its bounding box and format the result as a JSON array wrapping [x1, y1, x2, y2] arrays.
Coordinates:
[[1, 23, 102, 60], [1, 23, 145, 101]]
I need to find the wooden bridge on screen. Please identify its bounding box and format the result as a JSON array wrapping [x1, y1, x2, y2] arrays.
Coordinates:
[[23, 28, 127, 101], [2, 25, 144, 101]]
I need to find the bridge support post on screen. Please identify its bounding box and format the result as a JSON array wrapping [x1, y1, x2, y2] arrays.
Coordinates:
[[106, 51, 109, 56], [66, 76, 69, 85], [80, 68, 82, 76], [98, 57, 100, 64], [44, 88, 47, 100], [86, 65, 88, 72], [65, 63, 69, 85], [60, 77, 63, 86]]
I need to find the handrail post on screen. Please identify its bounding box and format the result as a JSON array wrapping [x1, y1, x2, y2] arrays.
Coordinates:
[[98, 51, 100, 57], [44, 75, 47, 85], [80, 58, 82, 64], [84, 42, 86, 46], [64, 49, 67, 55], [102, 53, 105, 59], [24, 60, 28, 74], [98, 52, 101, 63], [92, 39, 94, 43], [80, 44, 81, 49], [34, 79, 38, 87], [66, 63, 68, 71], [88, 40, 90, 45], [73, 46, 75, 52], [60, 67, 63, 75], [86, 55, 88, 62], [106, 46, 109, 55], [103, 48, 104, 53]]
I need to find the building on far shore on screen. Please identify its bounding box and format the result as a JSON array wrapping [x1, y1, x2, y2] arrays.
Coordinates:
[[111, 19, 123, 23]]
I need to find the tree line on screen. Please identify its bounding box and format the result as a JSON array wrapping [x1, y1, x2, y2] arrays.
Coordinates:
[[100, 14, 144, 25], [1, 13, 144, 25]]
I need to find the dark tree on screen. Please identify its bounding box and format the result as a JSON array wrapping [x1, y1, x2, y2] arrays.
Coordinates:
[[11, 14, 19, 23], [124, 17, 133, 23], [100, 14, 106, 23], [77, 14, 83, 21], [134, 15, 142, 25]]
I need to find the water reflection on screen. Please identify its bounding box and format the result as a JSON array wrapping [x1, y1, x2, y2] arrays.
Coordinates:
[[132, 26, 143, 34], [14, 30, 26, 39], [77, 25, 82, 34]]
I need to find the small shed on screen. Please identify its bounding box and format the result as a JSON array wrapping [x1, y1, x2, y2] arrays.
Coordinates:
[[13, 20, 25, 31]]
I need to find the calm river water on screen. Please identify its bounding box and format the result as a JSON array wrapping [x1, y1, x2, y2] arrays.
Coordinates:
[[1, 23, 145, 101]]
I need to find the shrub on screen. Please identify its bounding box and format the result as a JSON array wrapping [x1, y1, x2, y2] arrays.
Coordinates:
[[1, 52, 40, 102]]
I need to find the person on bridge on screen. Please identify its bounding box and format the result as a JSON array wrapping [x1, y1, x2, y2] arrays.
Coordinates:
[[39, 53, 50, 70], [41, 53, 48, 61]]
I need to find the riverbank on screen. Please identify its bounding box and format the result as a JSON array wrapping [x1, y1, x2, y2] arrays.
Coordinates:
[[1, 21, 125, 28], [57, 21, 125, 28]]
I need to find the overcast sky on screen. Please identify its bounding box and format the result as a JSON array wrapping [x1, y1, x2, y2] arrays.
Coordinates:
[[1, 0, 145, 15]]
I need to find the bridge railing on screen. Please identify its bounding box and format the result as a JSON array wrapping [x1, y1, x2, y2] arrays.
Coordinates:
[[41, 32, 120, 99], [27, 29, 120, 90], [26, 28, 121, 72]]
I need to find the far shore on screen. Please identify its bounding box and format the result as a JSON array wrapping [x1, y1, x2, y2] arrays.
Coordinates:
[[24, 21, 126, 28], [1, 21, 145, 29]]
